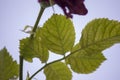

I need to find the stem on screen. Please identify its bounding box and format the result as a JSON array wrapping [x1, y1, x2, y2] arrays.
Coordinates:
[[29, 57, 64, 80], [19, 7, 45, 80], [30, 7, 45, 38], [29, 48, 81, 79], [19, 55, 23, 80]]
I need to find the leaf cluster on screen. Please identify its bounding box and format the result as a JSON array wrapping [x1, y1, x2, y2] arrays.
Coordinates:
[[20, 14, 120, 79], [1, 14, 120, 80]]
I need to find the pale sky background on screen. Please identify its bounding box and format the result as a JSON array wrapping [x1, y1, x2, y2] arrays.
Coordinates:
[[0, 0, 120, 80]]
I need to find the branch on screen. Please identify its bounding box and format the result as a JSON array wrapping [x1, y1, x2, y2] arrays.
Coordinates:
[[29, 48, 81, 80]]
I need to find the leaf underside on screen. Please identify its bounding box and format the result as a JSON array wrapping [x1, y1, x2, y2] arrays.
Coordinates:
[[20, 28, 49, 63], [66, 44, 106, 74], [41, 14, 75, 55], [67, 18, 120, 74], [80, 18, 120, 52]]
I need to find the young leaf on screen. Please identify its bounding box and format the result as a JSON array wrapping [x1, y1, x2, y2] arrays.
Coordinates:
[[80, 18, 120, 52], [21, 25, 33, 34], [40, 14, 75, 55], [44, 62, 72, 80], [20, 28, 49, 63], [66, 44, 106, 74], [0, 47, 19, 80]]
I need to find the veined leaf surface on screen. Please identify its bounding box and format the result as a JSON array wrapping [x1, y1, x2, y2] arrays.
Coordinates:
[[0, 48, 19, 80], [66, 44, 106, 73], [41, 14, 75, 55], [44, 62, 72, 80], [67, 18, 120, 74], [80, 18, 120, 52], [20, 28, 49, 63]]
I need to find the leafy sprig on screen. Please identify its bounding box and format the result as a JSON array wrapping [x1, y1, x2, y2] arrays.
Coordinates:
[[0, 4, 120, 80]]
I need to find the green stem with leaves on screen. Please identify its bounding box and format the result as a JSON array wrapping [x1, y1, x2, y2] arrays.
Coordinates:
[[19, 7, 45, 80]]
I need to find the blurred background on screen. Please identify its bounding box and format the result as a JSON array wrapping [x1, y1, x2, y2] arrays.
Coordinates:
[[0, 0, 120, 80]]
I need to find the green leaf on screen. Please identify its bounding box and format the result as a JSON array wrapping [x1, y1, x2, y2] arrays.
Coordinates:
[[44, 62, 72, 80], [40, 14, 75, 55], [0, 47, 19, 80], [80, 18, 120, 52], [20, 28, 49, 63], [66, 44, 106, 74], [66, 18, 120, 74]]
